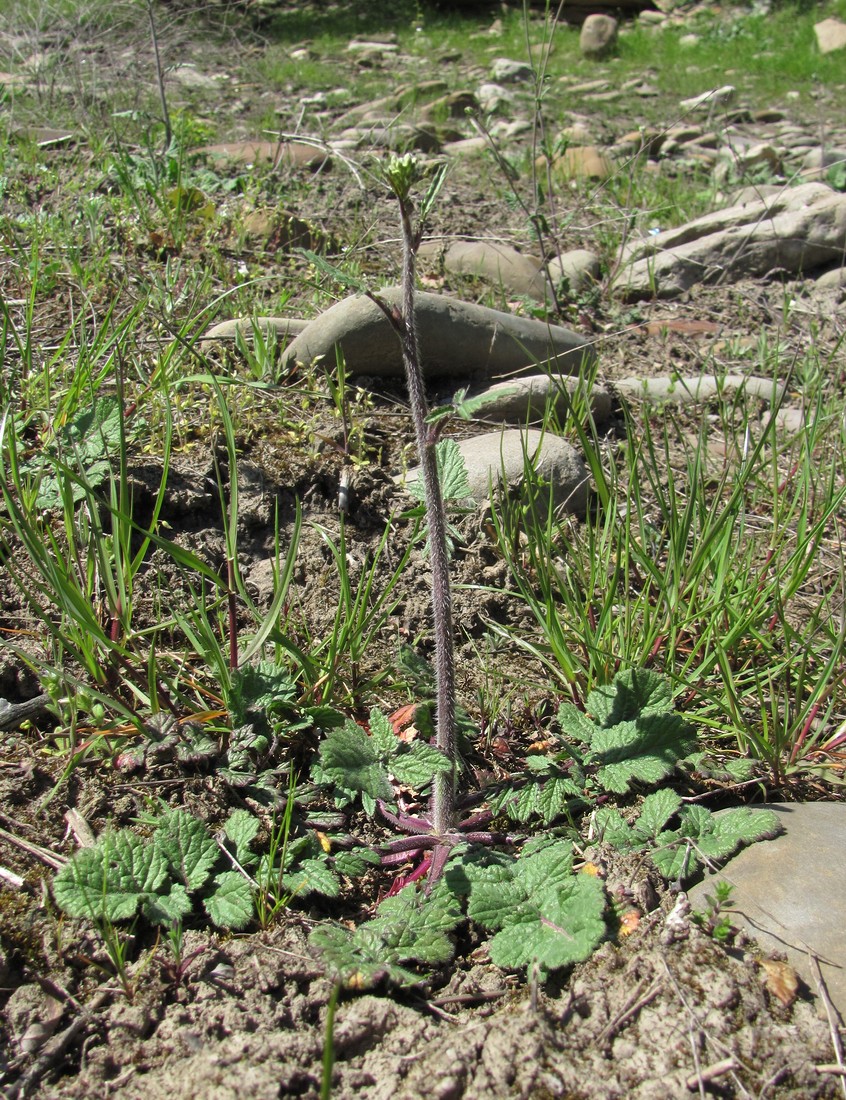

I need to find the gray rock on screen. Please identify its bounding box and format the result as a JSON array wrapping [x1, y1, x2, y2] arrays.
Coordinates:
[[579, 14, 618, 59], [418, 240, 548, 299], [491, 57, 533, 84], [548, 249, 602, 296], [477, 82, 511, 114], [442, 136, 488, 157], [814, 17, 846, 54], [815, 265, 846, 288], [729, 184, 784, 206], [615, 374, 787, 405], [801, 146, 846, 178], [689, 803, 846, 1020], [280, 288, 594, 380], [617, 182, 846, 299], [467, 374, 613, 426], [401, 428, 590, 515], [201, 317, 309, 343], [170, 64, 226, 90], [680, 85, 736, 112]]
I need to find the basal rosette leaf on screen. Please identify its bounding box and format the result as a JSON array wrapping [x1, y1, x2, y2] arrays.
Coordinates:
[[309, 883, 461, 988], [223, 809, 261, 869], [364, 882, 461, 966], [389, 741, 453, 789], [486, 874, 606, 973], [593, 805, 637, 849], [556, 701, 599, 745], [142, 883, 193, 926], [314, 720, 393, 808], [333, 849, 381, 878], [203, 871, 254, 930], [587, 668, 674, 726], [155, 808, 219, 890], [309, 924, 422, 990], [53, 830, 169, 922], [633, 789, 683, 841], [468, 842, 577, 930], [283, 858, 340, 899], [651, 806, 782, 882], [588, 713, 696, 794], [368, 707, 399, 758]]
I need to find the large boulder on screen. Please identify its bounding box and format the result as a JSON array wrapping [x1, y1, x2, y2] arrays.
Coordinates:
[[280, 288, 594, 380], [616, 182, 846, 299]]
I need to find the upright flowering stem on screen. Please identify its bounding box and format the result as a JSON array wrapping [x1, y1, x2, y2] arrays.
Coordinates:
[[385, 158, 456, 838]]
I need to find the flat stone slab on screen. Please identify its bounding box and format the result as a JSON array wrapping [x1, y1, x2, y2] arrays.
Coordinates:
[[689, 802, 846, 1020], [280, 288, 594, 380], [398, 428, 590, 516]]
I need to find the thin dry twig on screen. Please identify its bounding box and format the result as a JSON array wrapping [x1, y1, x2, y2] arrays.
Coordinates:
[[808, 952, 846, 1100], [597, 975, 663, 1046], [0, 826, 67, 870]]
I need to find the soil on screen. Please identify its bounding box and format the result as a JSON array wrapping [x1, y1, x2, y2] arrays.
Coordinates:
[[1, 4, 845, 1098]]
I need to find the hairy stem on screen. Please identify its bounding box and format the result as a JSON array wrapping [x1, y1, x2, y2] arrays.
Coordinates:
[[395, 194, 457, 837]]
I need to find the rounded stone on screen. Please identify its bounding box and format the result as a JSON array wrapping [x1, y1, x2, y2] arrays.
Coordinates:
[[580, 14, 618, 60], [280, 288, 594, 380], [399, 428, 590, 516]]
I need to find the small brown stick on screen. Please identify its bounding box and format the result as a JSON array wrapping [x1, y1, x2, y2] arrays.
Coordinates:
[[8, 988, 113, 1100], [598, 976, 663, 1046], [64, 809, 96, 848], [0, 865, 25, 889], [0, 826, 67, 870], [685, 1058, 739, 1091], [808, 953, 846, 1100]]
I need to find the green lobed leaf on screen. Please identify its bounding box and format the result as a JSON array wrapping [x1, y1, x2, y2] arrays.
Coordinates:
[[142, 883, 193, 926], [155, 809, 220, 891], [468, 842, 577, 931], [223, 809, 261, 869], [283, 858, 340, 899], [486, 873, 606, 972], [230, 661, 296, 718], [53, 830, 169, 922], [633, 789, 683, 841], [407, 438, 471, 505], [556, 701, 600, 745], [390, 741, 452, 790], [368, 707, 399, 759], [537, 775, 583, 825], [593, 806, 637, 849], [587, 669, 674, 726], [203, 871, 254, 930], [334, 849, 381, 877], [367, 882, 461, 966], [589, 713, 697, 794], [309, 924, 422, 990], [315, 720, 393, 807]]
